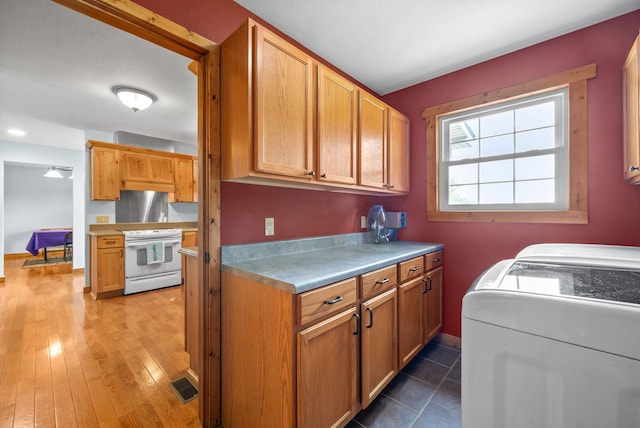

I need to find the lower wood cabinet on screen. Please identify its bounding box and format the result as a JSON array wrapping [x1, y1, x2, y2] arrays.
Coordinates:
[[398, 276, 426, 368], [297, 307, 359, 428], [221, 249, 443, 428], [360, 287, 397, 408], [90, 235, 124, 299]]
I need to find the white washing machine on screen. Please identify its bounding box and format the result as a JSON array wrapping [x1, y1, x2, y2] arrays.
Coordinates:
[[462, 243, 640, 428]]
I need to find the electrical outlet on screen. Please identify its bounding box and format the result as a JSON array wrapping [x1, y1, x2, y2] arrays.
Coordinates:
[[265, 217, 275, 236], [361, 216, 367, 229]]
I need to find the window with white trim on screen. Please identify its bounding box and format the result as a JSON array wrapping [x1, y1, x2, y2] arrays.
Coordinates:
[[440, 88, 568, 211]]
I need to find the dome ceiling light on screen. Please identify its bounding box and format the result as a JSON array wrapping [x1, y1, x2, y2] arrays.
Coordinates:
[[112, 86, 157, 112]]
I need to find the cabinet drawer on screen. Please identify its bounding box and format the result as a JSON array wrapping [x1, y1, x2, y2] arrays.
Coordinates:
[[425, 250, 443, 271], [298, 277, 357, 326], [398, 257, 424, 282], [360, 265, 397, 299], [97, 236, 123, 249]]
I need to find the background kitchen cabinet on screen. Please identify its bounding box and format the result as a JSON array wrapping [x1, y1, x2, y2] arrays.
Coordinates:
[[358, 91, 388, 190], [119, 151, 175, 192], [171, 157, 195, 202], [388, 108, 410, 193], [317, 65, 358, 185], [624, 32, 640, 183], [88, 145, 119, 200], [397, 276, 425, 368], [182, 252, 201, 384], [90, 235, 124, 299]]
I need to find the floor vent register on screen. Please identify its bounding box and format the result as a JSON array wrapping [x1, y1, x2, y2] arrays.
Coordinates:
[[170, 376, 198, 404]]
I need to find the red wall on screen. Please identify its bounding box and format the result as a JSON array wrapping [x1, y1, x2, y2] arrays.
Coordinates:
[[135, 0, 640, 336], [383, 11, 640, 337]]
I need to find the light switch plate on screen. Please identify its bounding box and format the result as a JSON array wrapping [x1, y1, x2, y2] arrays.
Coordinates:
[[361, 216, 367, 229], [96, 215, 109, 224], [265, 217, 275, 236]]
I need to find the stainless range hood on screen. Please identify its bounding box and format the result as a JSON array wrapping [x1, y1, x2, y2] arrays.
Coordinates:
[[115, 190, 168, 223]]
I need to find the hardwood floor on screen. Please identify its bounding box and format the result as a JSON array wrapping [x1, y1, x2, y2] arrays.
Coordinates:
[[0, 258, 199, 427]]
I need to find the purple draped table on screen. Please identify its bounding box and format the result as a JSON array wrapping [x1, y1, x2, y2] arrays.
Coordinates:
[[25, 229, 71, 261]]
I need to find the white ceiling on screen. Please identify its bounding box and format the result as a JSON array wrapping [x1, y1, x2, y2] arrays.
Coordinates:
[[236, 0, 640, 95], [0, 0, 197, 150], [0, 0, 638, 152]]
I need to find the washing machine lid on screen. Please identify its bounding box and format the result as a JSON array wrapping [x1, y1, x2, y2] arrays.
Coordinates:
[[463, 256, 640, 360], [516, 243, 640, 270]]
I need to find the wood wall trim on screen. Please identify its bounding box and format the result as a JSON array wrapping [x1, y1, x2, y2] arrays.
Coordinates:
[[51, 1, 220, 426], [53, 0, 214, 59]]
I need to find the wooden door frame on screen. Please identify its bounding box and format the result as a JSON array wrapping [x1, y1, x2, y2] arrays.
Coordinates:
[[52, 1, 221, 426]]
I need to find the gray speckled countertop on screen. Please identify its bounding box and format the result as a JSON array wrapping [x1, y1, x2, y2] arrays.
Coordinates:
[[222, 233, 443, 294]]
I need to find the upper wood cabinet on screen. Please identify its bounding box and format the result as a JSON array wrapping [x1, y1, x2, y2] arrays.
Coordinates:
[[171, 157, 195, 202], [86, 140, 197, 201], [358, 91, 388, 190], [221, 19, 314, 182], [88, 145, 120, 200], [221, 18, 409, 195], [624, 32, 640, 183], [317, 65, 358, 185], [120, 151, 175, 193], [388, 108, 410, 193]]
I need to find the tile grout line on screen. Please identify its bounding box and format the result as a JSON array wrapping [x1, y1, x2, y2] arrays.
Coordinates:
[[409, 353, 462, 427]]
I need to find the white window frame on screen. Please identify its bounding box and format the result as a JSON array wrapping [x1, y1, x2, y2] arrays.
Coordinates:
[[439, 88, 569, 212], [422, 64, 596, 224]]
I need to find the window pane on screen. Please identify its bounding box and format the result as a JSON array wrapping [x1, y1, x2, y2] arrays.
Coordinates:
[[481, 134, 514, 157], [515, 102, 555, 131], [449, 118, 479, 143], [516, 179, 555, 203], [450, 140, 479, 161], [515, 155, 554, 180], [449, 163, 477, 185], [479, 159, 512, 183], [480, 111, 513, 137], [516, 127, 556, 152], [450, 184, 478, 204], [480, 182, 513, 204]]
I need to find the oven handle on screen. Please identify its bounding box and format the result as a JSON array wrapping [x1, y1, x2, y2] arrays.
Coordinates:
[[126, 239, 181, 248]]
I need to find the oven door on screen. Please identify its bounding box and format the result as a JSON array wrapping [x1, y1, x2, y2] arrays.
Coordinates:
[[124, 237, 182, 278]]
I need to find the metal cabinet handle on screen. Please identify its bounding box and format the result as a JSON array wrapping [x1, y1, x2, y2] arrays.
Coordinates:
[[409, 266, 420, 273], [375, 278, 389, 285], [433, 258, 441, 263], [366, 307, 374, 328], [630, 166, 640, 172], [422, 278, 429, 294], [323, 296, 343, 305], [308, 171, 316, 176], [425, 276, 433, 291], [387, 184, 395, 189], [320, 173, 327, 179], [353, 313, 360, 336]]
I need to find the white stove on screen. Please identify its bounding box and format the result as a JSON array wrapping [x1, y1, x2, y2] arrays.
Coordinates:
[[122, 229, 182, 295]]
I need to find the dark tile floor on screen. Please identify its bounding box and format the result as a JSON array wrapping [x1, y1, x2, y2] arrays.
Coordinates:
[[348, 341, 461, 428]]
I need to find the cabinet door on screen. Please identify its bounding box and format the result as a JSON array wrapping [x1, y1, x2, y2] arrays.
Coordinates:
[[358, 91, 388, 189], [298, 307, 359, 428], [397, 276, 424, 369], [424, 267, 443, 343], [172, 157, 194, 202], [361, 288, 397, 408], [254, 24, 314, 179], [624, 35, 640, 183], [119, 152, 175, 192], [192, 159, 198, 202], [317, 65, 358, 185], [90, 146, 120, 200], [97, 247, 124, 293], [388, 108, 410, 193]]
